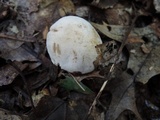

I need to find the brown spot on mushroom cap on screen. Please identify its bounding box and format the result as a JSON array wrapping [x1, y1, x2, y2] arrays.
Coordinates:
[[57, 44, 61, 55], [53, 43, 61, 55], [52, 29, 58, 32], [53, 43, 56, 53], [72, 50, 78, 61]]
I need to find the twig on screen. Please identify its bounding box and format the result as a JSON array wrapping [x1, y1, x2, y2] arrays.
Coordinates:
[[0, 33, 35, 42]]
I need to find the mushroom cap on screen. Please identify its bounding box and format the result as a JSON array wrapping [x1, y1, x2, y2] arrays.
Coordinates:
[[46, 16, 102, 74]]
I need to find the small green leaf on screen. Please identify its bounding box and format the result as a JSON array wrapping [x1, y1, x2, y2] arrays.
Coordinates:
[[59, 75, 94, 94]]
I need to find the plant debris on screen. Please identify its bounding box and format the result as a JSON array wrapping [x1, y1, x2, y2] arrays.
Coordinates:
[[0, 0, 160, 120]]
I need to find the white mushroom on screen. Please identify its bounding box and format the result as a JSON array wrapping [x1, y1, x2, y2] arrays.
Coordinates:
[[46, 16, 102, 74]]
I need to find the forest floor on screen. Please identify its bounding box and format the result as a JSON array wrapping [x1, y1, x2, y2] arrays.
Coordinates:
[[0, 0, 160, 120]]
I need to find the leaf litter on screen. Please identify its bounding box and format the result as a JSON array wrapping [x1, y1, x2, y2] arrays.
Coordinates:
[[0, 0, 160, 120]]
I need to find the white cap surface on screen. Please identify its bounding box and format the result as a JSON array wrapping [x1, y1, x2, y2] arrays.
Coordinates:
[[46, 16, 102, 74]]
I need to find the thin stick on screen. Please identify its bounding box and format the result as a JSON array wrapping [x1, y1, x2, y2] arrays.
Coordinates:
[[0, 33, 35, 42]]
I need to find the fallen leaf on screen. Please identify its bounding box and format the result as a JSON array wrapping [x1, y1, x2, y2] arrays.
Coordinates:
[[127, 31, 160, 84], [59, 75, 94, 94], [91, 22, 155, 42], [105, 72, 142, 120], [91, 22, 125, 42], [127, 43, 148, 78], [0, 39, 38, 61], [0, 61, 28, 86], [136, 44, 160, 84]]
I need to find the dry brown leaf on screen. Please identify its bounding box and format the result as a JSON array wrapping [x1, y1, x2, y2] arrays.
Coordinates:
[[105, 72, 142, 120], [91, 22, 154, 42], [91, 22, 124, 42], [127, 36, 144, 43]]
